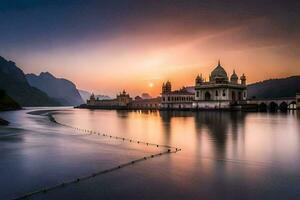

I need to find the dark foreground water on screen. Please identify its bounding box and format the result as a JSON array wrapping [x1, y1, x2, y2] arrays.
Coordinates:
[[0, 108, 300, 200]]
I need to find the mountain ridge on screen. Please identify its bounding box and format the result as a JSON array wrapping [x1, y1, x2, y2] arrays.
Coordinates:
[[0, 56, 60, 106], [247, 76, 300, 99], [26, 72, 84, 106]]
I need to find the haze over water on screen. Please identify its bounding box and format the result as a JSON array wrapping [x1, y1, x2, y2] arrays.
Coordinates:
[[1, 108, 300, 199]]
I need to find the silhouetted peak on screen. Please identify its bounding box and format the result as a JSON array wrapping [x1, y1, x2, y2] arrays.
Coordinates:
[[40, 72, 55, 78]]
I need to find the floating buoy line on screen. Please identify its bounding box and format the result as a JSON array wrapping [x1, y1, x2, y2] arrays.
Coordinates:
[[10, 113, 181, 200]]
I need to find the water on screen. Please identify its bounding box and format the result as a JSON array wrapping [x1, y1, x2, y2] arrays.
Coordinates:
[[1, 108, 300, 199]]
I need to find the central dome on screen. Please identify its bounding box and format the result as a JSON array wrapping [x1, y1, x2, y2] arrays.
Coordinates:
[[210, 61, 228, 81]]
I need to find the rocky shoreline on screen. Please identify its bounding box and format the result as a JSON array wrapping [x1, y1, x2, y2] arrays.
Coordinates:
[[0, 117, 9, 126]]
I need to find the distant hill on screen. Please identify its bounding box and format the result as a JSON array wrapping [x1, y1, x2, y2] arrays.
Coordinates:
[[0, 56, 60, 106], [26, 72, 84, 106], [247, 76, 300, 99], [78, 89, 91, 103], [0, 90, 21, 111]]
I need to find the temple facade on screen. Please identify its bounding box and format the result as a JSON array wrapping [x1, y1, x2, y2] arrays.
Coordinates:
[[193, 61, 247, 109], [87, 90, 133, 108], [161, 81, 195, 109]]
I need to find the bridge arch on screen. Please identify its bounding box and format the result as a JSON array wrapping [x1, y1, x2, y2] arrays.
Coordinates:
[[269, 102, 278, 112], [279, 101, 288, 112], [258, 102, 267, 112]]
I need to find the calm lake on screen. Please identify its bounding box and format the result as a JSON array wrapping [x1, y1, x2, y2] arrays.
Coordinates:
[[1, 108, 300, 199]]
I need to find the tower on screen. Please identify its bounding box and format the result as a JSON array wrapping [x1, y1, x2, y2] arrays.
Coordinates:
[[195, 74, 203, 85], [162, 81, 172, 94], [240, 74, 246, 85]]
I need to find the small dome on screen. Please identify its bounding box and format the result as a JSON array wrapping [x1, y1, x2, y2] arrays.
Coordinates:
[[210, 61, 228, 80], [230, 70, 238, 80]]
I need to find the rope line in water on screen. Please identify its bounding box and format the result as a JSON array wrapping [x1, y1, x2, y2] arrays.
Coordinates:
[[11, 149, 178, 200], [50, 114, 180, 151], [9, 113, 181, 200]]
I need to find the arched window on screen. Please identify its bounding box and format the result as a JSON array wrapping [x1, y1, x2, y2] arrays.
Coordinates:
[[222, 90, 226, 97], [205, 92, 211, 101], [215, 90, 219, 96], [232, 91, 236, 101], [238, 92, 242, 100]]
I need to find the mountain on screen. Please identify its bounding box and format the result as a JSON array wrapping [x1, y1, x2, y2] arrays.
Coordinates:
[[0, 56, 60, 106], [26, 72, 84, 106], [247, 76, 300, 99], [78, 89, 91, 103], [0, 89, 21, 111]]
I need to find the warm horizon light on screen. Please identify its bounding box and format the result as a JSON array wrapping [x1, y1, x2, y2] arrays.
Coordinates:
[[0, 0, 299, 97]]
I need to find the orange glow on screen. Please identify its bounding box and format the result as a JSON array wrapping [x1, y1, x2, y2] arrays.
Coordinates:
[[10, 18, 300, 97]]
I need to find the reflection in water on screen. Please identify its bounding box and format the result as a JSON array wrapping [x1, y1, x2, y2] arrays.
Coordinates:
[[53, 109, 300, 167], [159, 111, 247, 158], [3, 108, 298, 199]]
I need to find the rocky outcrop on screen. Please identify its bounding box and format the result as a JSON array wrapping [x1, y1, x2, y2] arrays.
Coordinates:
[[0, 117, 9, 126], [0, 56, 60, 106]]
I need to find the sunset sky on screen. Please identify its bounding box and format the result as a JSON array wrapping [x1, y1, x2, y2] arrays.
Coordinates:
[[0, 0, 299, 97]]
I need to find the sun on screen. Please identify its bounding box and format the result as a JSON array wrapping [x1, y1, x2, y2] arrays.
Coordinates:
[[148, 82, 154, 88]]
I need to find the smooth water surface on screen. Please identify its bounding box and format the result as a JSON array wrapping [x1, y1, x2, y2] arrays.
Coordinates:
[[1, 108, 300, 199]]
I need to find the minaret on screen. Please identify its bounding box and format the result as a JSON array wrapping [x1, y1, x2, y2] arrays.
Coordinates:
[[195, 74, 203, 85], [165, 81, 172, 93], [230, 70, 238, 84], [240, 74, 246, 85]]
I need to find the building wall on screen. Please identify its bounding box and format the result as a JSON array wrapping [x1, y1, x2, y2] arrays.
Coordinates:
[[87, 99, 120, 107], [297, 93, 300, 109], [195, 87, 247, 102], [161, 94, 194, 109], [193, 101, 231, 109], [129, 98, 161, 110], [161, 102, 193, 109]]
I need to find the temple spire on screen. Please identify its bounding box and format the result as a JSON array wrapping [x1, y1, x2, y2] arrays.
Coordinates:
[[218, 59, 221, 66]]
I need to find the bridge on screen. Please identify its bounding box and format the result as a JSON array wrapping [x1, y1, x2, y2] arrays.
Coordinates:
[[247, 97, 297, 111]]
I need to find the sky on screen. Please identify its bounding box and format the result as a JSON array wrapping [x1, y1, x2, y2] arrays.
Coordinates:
[[0, 0, 299, 97]]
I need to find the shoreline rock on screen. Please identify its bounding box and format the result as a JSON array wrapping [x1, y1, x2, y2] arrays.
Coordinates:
[[0, 117, 9, 126]]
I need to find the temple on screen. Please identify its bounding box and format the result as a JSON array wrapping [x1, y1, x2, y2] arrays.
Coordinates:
[[193, 60, 247, 109]]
